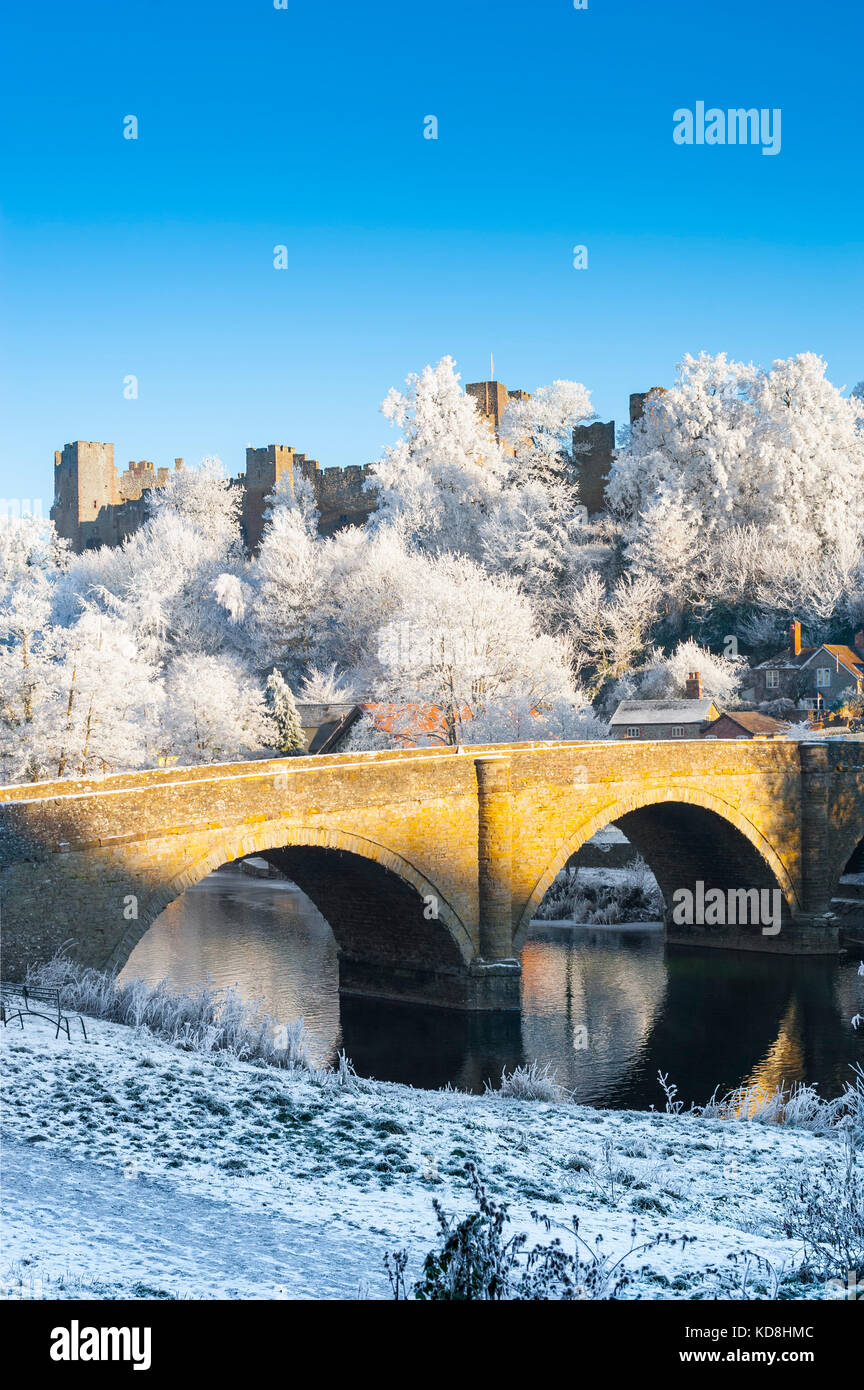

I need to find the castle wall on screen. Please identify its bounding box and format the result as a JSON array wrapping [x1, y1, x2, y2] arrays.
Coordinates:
[[53, 439, 378, 555], [49, 386, 659, 555]]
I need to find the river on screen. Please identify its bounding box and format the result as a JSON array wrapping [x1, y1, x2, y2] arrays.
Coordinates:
[[119, 868, 864, 1108]]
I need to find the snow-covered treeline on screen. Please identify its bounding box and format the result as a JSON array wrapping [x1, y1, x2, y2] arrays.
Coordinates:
[[1, 352, 862, 782]]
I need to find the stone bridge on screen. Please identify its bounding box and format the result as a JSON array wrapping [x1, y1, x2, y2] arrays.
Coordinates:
[[1, 739, 862, 1010]]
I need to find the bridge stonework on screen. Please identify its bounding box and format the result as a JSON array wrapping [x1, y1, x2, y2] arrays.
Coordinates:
[[0, 740, 861, 1010]]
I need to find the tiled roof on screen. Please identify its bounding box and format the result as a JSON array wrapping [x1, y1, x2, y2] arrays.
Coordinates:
[[755, 644, 864, 676], [706, 711, 784, 735], [609, 698, 719, 726]]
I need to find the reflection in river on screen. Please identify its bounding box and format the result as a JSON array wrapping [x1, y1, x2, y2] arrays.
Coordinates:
[[120, 869, 864, 1109]]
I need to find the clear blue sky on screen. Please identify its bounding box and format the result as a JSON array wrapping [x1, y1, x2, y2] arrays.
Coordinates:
[[1, 0, 861, 510]]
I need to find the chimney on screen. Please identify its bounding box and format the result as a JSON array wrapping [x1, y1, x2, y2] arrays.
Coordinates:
[[685, 671, 703, 700], [854, 629, 864, 658], [790, 619, 802, 657]]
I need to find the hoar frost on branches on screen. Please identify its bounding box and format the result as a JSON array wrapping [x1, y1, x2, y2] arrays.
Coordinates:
[[368, 356, 508, 560], [607, 352, 864, 641], [2, 349, 861, 783]]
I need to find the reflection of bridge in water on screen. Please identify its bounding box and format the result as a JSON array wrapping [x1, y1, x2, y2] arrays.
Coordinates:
[[1, 738, 862, 1011]]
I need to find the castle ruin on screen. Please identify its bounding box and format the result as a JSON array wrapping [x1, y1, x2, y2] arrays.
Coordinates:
[[468, 378, 665, 517], [52, 441, 377, 554], [51, 380, 664, 553]]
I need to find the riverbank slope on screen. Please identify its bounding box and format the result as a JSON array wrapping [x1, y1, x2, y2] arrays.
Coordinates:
[[0, 1012, 846, 1300]]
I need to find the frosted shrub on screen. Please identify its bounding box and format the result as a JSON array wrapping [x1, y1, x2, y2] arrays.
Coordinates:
[[388, 1162, 688, 1301], [536, 857, 663, 924], [25, 953, 327, 1075], [487, 1060, 570, 1103], [659, 1066, 864, 1138], [778, 1126, 864, 1285]]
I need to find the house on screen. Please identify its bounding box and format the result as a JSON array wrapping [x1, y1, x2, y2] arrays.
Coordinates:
[[609, 673, 721, 740], [702, 710, 785, 740], [315, 701, 465, 753], [295, 702, 358, 753], [751, 621, 864, 714]]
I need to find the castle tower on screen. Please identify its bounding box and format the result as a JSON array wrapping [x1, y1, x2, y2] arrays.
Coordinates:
[[465, 380, 530, 440], [51, 442, 120, 551], [629, 387, 666, 426], [570, 420, 615, 516], [242, 444, 314, 553]]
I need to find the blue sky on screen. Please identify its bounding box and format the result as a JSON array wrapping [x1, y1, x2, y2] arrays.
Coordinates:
[[1, 0, 861, 509]]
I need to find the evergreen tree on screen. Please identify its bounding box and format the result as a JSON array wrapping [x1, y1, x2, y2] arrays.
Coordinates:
[[265, 669, 306, 754]]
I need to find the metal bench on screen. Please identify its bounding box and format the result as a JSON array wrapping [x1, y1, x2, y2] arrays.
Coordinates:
[[0, 982, 87, 1041]]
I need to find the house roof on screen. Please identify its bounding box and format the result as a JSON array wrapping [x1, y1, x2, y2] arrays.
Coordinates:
[[755, 644, 864, 678], [705, 710, 783, 736], [609, 698, 719, 726]]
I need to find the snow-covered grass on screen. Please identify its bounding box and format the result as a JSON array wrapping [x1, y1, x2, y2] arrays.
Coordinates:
[[535, 857, 663, 925], [2, 1002, 862, 1301]]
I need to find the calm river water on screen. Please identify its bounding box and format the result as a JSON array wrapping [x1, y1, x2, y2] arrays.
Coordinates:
[[120, 869, 864, 1109]]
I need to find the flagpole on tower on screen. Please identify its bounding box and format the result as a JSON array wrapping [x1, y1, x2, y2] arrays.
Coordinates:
[[490, 351, 494, 381]]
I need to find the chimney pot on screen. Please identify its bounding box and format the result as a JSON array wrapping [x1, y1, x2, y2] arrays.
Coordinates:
[[790, 619, 802, 657]]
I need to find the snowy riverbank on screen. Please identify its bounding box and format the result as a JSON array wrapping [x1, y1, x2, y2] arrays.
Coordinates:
[[0, 1011, 852, 1301]]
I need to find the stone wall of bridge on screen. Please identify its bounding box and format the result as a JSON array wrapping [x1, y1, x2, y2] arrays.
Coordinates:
[[0, 739, 861, 1009]]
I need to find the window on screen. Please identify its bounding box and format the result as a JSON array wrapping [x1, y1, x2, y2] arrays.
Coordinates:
[[765, 670, 779, 689], [625, 727, 641, 739], [816, 668, 831, 688], [671, 725, 686, 737]]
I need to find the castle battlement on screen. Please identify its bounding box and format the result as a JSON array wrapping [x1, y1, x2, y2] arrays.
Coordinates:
[[51, 439, 377, 555]]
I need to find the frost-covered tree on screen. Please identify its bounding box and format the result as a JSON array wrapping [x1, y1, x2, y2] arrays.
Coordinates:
[[623, 496, 703, 633], [480, 380, 594, 617], [265, 668, 306, 754], [50, 610, 161, 779], [252, 479, 326, 679], [0, 517, 69, 781], [499, 379, 593, 487], [309, 526, 422, 686], [59, 457, 250, 664], [370, 551, 578, 744], [608, 352, 864, 550], [700, 525, 864, 646], [335, 710, 394, 753], [604, 639, 746, 715], [568, 571, 661, 694], [466, 696, 609, 744], [148, 456, 243, 556], [296, 663, 356, 702], [481, 478, 587, 624], [367, 357, 508, 559], [161, 654, 273, 764], [607, 353, 864, 644]]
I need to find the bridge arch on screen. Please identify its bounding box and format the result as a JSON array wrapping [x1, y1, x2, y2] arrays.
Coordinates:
[[832, 811, 864, 889], [108, 822, 474, 981], [517, 786, 800, 938]]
